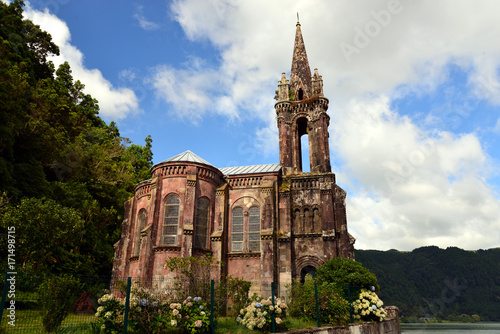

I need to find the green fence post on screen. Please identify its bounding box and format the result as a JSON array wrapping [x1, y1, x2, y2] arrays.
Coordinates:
[[123, 277, 132, 334], [314, 282, 320, 328], [0, 273, 11, 326], [347, 283, 353, 323], [271, 282, 276, 333], [210, 279, 215, 334]]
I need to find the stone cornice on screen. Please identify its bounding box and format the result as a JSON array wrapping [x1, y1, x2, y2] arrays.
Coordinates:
[[183, 225, 194, 235], [228, 252, 261, 259], [227, 176, 264, 188], [153, 246, 181, 253], [128, 256, 139, 263], [293, 233, 322, 239]]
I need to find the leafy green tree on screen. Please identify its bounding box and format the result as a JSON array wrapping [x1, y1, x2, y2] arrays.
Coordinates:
[[0, 197, 84, 271], [0, 0, 154, 277]]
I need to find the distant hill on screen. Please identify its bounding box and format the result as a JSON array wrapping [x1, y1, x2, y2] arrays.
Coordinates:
[[354, 246, 500, 321]]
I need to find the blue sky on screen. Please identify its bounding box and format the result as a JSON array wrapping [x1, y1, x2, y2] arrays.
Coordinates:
[[20, 0, 500, 251]]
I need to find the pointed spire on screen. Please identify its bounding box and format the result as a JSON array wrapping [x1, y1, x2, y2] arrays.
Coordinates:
[[290, 19, 312, 100]]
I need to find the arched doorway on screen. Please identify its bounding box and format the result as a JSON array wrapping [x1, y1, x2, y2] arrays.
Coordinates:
[[300, 265, 316, 283]]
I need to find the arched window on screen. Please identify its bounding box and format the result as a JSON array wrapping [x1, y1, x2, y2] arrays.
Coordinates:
[[231, 207, 244, 252], [194, 197, 210, 249], [163, 194, 180, 245], [298, 88, 304, 100], [134, 209, 147, 256], [248, 206, 260, 252]]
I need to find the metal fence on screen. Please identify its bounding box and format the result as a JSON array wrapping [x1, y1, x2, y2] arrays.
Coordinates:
[[0, 273, 366, 333], [0, 274, 283, 333], [0, 273, 118, 333]]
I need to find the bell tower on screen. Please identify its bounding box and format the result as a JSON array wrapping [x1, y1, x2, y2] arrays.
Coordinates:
[[275, 20, 354, 288], [276, 20, 331, 175]]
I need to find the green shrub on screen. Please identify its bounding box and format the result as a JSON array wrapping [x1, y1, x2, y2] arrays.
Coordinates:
[[316, 257, 379, 291], [38, 275, 80, 332], [216, 275, 251, 317], [164, 254, 218, 302], [288, 275, 349, 326], [165, 255, 251, 317]]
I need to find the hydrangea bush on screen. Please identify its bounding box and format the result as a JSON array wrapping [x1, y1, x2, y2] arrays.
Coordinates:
[[237, 296, 288, 331], [94, 293, 125, 333], [93, 283, 210, 334], [352, 289, 387, 322], [166, 296, 210, 334]]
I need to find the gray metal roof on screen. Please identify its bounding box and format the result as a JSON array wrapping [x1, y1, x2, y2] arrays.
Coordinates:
[[156, 150, 214, 167], [219, 164, 281, 176], [136, 178, 152, 186]]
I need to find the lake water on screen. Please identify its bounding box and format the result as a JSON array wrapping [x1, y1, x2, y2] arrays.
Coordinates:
[[401, 323, 500, 333]]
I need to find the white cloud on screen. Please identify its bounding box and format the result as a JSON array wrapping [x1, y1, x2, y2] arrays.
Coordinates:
[[149, 0, 292, 123], [133, 5, 160, 31], [150, 59, 241, 122], [119, 69, 137, 82], [332, 97, 500, 250], [161, 0, 500, 250], [163, 0, 500, 124], [24, 4, 140, 120], [494, 118, 500, 134]]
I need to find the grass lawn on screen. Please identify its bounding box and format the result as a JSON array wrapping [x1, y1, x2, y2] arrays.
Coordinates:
[[2, 310, 323, 333], [1, 309, 95, 333], [215, 317, 319, 333]]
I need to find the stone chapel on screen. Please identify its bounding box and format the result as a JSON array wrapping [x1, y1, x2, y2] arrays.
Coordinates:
[[112, 21, 355, 295]]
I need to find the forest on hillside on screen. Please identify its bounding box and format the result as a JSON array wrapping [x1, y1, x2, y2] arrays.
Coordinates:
[[355, 246, 500, 322], [0, 0, 153, 278]]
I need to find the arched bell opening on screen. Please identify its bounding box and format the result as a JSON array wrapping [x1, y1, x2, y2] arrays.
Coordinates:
[[297, 88, 304, 100], [296, 117, 310, 172]]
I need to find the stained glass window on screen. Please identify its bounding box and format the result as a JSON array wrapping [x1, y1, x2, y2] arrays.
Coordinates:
[[231, 207, 244, 252], [163, 194, 180, 245], [248, 206, 260, 251], [134, 209, 147, 256], [194, 198, 210, 248]]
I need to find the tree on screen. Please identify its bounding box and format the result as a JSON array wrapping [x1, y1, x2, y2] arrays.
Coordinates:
[[0, 0, 154, 277], [0, 197, 84, 271]]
